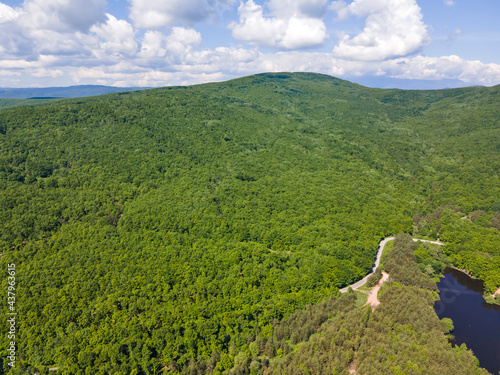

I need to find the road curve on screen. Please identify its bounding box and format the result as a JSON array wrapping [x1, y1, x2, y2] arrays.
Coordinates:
[[339, 237, 443, 293]]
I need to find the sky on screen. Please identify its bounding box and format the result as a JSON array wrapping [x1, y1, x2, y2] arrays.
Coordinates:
[[0, 0, 500, 89]]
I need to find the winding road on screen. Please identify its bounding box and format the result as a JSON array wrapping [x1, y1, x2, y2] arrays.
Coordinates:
[[339, 237, 443, 293]]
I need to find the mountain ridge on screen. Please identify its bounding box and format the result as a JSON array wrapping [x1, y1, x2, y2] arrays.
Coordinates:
[[0, 84, 148, 99], [2, 71, 497, 101], [0, 71, 498, 374]]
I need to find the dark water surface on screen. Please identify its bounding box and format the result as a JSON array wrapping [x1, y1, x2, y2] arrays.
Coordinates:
[[434, 268, 500, 375]]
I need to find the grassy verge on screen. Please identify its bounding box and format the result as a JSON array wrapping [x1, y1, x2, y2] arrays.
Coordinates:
[[379, 239, 394, 270], [355, 291, 368, 307]]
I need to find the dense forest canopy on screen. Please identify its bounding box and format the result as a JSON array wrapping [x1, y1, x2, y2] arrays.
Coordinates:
[[0, 72, 499, 374], [268, 234, 489, 375]]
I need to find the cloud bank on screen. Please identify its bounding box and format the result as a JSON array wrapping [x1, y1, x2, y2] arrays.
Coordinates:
[[229, 0, 328, 49], [128, 0, 236, 28], [332, 0, 430, 60], [0, 0, 499, 88]]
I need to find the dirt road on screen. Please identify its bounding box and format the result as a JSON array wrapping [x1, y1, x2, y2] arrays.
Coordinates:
[[365, 271, 389, 310]]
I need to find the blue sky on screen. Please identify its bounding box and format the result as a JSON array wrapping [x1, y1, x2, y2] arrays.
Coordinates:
[[0, 0, 499, 88]]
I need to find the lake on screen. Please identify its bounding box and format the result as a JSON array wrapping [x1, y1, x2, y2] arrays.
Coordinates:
[[434, 268, 500, 375]]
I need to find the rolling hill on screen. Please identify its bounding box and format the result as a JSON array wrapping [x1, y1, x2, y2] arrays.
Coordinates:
[[0, 72, 498, 374]]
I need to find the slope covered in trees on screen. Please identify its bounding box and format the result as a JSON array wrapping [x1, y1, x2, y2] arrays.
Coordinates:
[[268, 236, 488, 375], [0, 73, 499, 374]]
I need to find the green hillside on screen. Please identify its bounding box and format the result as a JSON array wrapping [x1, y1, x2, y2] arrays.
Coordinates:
[[0, 72, 499, 374], [268, 234, 489, 375]]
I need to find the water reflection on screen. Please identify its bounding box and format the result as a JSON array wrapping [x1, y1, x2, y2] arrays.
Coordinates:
[[434, 268, 500, 375]]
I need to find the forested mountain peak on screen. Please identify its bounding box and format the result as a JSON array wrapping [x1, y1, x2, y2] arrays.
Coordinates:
[[0, 73, 498, 374]]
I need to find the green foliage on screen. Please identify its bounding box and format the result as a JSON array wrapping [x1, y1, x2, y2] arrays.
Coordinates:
[[379, 239, 394, 269], [0, 73, 498, 373], [0, 98, 58, 108], [414, 207, 500, 294], [270, 282, 489, 375], [366, 267, 382, 287], [267, 236, 489, 375], [384, 234, 437, 290], [441, 317, 455, 334]]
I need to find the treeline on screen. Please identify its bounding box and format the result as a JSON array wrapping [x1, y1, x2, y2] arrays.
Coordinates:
[[413, 206, 500, 295], [217, 234, 489, 375], [270, 283, 488, 375], [384, 234, 438, 290], [177, 292, 358, 374]]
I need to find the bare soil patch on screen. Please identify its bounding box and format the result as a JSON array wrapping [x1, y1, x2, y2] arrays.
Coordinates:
[[365, 272, 389, 311]]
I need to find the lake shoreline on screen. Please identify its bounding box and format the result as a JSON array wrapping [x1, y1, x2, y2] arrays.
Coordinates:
[[444, 266, 500, 306], [435, 270, 500, 375]]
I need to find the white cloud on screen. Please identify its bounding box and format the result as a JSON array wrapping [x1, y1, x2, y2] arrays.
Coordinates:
[[31, 67, 64, 78], [281, 18, 328, 49], [20, 0, 106, 32], [267, 0, 328, 19], [229, 1, 285, 48], [128, 0, 235, 29], [0, 0, 107, 60], [229, 0, 328, 49], [386, 55, 500, 85], [444, 0, 455, 6], [0, 3, 20, 23], [69, 64, 226, 87], [242, 51, 342, 76], [0, 70, 21, 77], [90, 14, 138, 58], [329, 1, 348, 19], [166, 27, 202, 62], [30, 29, 91, 56], [139, 31, 168, 59], [0, 55, 59, 69], [332, 0, 431, 61], [2, 42, 500, 89], [0, 0, 499, 90], [178, 46, 260, 73], [0, 4, 31, 57], [137, 27, 202, 68]]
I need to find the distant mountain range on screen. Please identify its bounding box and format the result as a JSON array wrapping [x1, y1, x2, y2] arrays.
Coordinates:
[[0, 77, 480, 100], [0, 85, 148, 99], [348, 76, 474, 90]]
